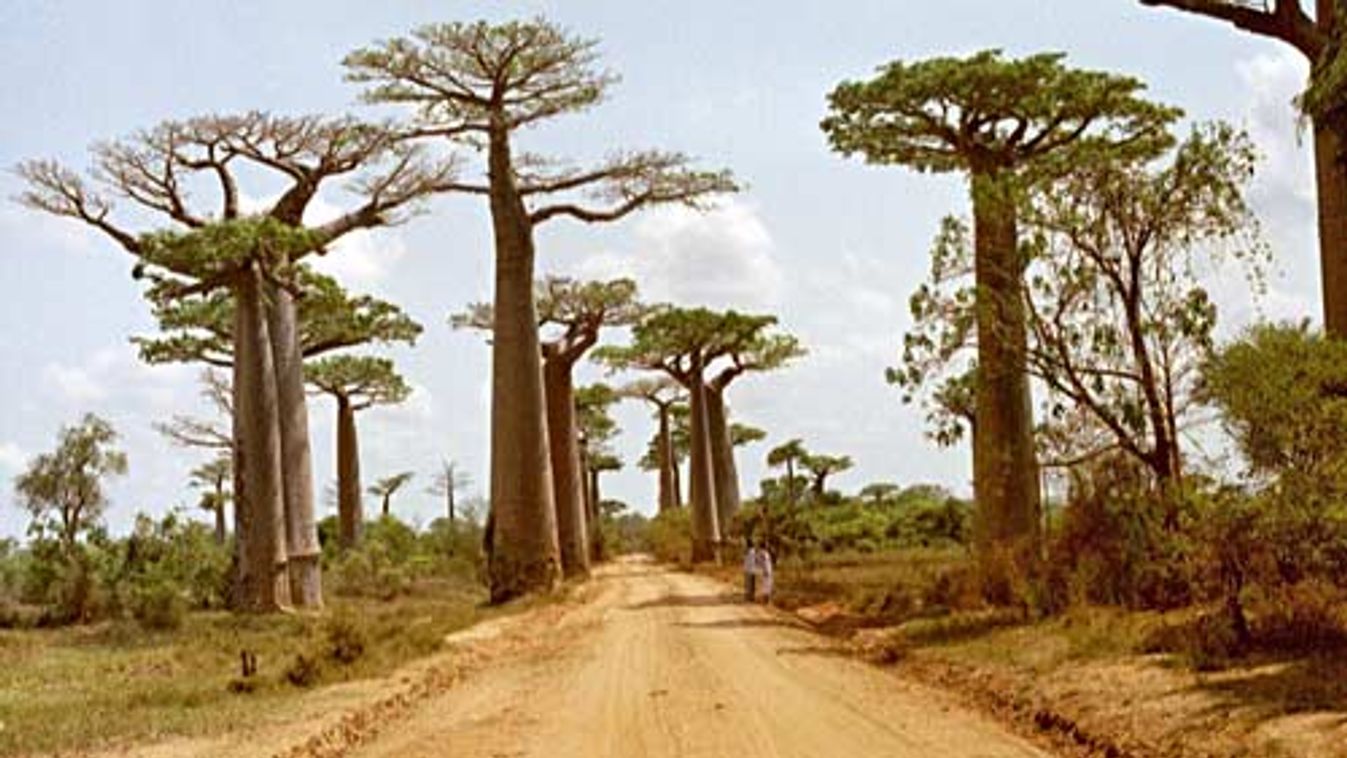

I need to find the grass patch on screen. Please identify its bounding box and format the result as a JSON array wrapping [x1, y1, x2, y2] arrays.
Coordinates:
[[0, 578, 487, 757]]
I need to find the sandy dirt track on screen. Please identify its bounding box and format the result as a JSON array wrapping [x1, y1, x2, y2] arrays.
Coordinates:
[[346, 557, 1049, 758]]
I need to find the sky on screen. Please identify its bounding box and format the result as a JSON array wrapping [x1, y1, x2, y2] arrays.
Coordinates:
[[0, 1, 1321, 539]]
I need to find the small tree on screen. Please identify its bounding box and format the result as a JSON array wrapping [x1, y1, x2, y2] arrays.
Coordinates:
[[306, 356, 412, 546], [766, 439, 807, 506], [427, 459, 472, 525], [189, 455, 232, 544], [368, 472, 415, 518], [15, 414, 127, 558], [347, 18, 736, 601], [859, 482, 901, 507], [801, 453, 854, 501]]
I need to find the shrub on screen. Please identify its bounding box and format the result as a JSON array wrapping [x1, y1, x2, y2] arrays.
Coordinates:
[[284, 653, 322, 688], [130, 573, 187, 631], [1249, 580, 1347, 653], [324, 612, 369, 665], [646, 508, 692, 565]]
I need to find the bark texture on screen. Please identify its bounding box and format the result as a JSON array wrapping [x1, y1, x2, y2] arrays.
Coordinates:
[[686, 355, 720, 562], [656, 405, 678, 513], [705, 387, 742, 533], [231, 269, 290, 612], [266, 284, 322, 608], [544, 352, 590, 577], [336, 395, 362, 549], [1316, 120, 1347, 337], [486, 125, 560, 602], [970, 172, 1042, 551]]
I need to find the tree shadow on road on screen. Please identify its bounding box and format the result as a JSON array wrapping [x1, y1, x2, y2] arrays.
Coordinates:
[[673, 618, 805, 631], [625, 593, 741, 611]]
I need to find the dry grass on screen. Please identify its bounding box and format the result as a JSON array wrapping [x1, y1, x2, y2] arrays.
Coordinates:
[[0, 579, 488, 757]]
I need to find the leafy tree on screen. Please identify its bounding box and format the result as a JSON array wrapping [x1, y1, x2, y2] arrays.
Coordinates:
[[134, 268, 422, 369], [189, 455, 232, 544], [368, 472, 416, 518], [15, 414, 127, 558], [455, 277, 643, 577], [306, 356, 412, 547], [596, 307, 774, 560], [620, 378, 685, 513], [347, 18, 735, 601], [900, 124, 1263, 495], [1140, 0, 1347, 336], [18, 113, 455, 611], [766, 439, 807, 506], [823, 50, 1179, 554], [800, 453, 854, 500], [427, 459, 472, 525], [859, 482, 901, 506]]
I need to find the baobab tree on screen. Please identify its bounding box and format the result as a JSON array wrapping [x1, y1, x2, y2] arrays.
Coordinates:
[[428, 459, 472, 525], [576, 383, 621, 562], [369, 472, 415, 518], [17, 113, 456, 611], [801, 452, 854, 500], [455, 277, 643, 577], [306, 356, 412, 548], [620, 377, 686, 514], [901, 124, 1264, 492], [1139, 0, 1347, 335], [345, 18, 736, 600], [598, 308, 774, 561], [766, 439, 807, 506], [705, 331, 804, 529], [822, 50, 1179, 555], [189, 455, 232, 544]]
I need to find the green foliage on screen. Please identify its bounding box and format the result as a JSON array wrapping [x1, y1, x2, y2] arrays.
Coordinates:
[[594, 306, 780, 380], [306, 355, 412, 408], [821, 49, 1180, 177], [15, 414, 127, 554], [326, 514, 485, 599], [137, 217, 321, 286], [645, 508, 692, 565], [137, 266, 422, 367]]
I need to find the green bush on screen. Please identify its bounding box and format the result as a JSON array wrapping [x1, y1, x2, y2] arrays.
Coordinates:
[[646, 508, 692, 565], [129, 573, 187, 631]]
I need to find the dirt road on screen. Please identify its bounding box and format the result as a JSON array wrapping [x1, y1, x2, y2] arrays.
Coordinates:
[[347, 557, 1049, 758]]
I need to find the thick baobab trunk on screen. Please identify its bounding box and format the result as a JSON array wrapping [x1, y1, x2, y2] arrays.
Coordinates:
[[486, 125, 560, 602], [656, 405, 677, 513], [266, 285, 322, 608], [1315, 119, 1347, 338], [543, 353, 590, 577], [213, 498, 227, 545], [686, 356, 720, 562], [381, 494, 391, 517], [336, 395, 362, 549], [672, 457, 683, 509], [705, 387, 742, 534], [231, 268, 290, 612], [786, 458, 797, 506], [970, 171, 1042, 553], [579, 442, 602, 563]]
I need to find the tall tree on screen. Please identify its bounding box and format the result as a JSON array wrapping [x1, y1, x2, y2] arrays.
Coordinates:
[[347, 18, 735, 601], [575, 383, 621, 562], [899, 124, 1264, 493], [1139, 0, 1347, 336], [597, 308, 773, 561], [705, 332, 804, 529], [18, 113, 456, 611], [766, 439, 807, 506], [369, 472, 416, 518], [455, 277, 643, 577], [15, 414, 127, 559], [822, 50, 1179, 554], [428, 459, 472, 525], [306, 356, 412, 547], [621, 377, 686, 513]]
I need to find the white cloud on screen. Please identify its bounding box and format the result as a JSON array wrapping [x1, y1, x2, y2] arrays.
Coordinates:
[[0, 443, 26, 472], [44, 363, 107, 403], [571, 200, 786, 310]]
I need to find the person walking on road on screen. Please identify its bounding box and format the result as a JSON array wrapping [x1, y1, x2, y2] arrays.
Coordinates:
[[755, 545, 774, 604], [742, 540, 759, 602]]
